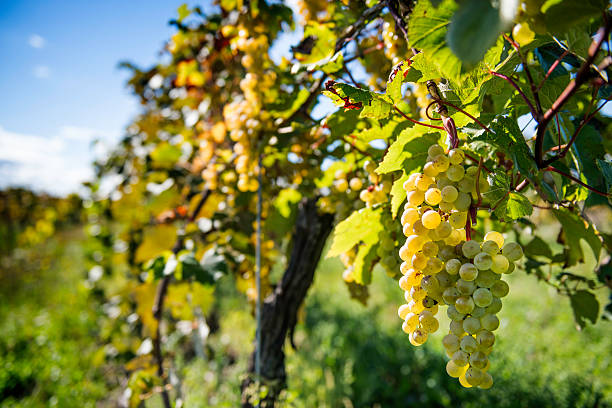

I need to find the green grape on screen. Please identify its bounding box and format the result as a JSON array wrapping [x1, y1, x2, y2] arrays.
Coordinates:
[[432, 155, 450, 172], [471, 306, 486, 318], [423, 162, 439, 177], [475, 270, 498, 288], [446, 258, 462, 275], [442, 287, 460, 304], [469, 351, 488, 369], [422, 296, 436, 308], [422, 241, 439, 257], [452, 350, 469, 367], [415, 174, 433, 191], [438, 200, 455, 213], [401, 207, 420, 226], [449, 148, 465, 165], [481, 240, 500, 255], [438, 245, 456, 261], [406, 235, 425, 253], [421, 275, 439, 292], [398, 304, 410, 319], [457, 177, 475, 194], [485, 297, 502, 314], [474, 252, 493, 270], [410, 285, 426, 301], [456, 279, 476, 295], [505, 262, 516, 274], [465, 367, 484, 386], [484, 231, 504, 248], [436, 270, 453, 288], [454, 192, 472, 211], [409, 329, 428, 346], [349, 177, 363, 191], [422, 210, 441, 229], [428, 144, 445, 158], [436, 173, 453, 189], [459, 263, 478, 281], [461, 240, 481, 258], [419, 312, 439, 333], [473, 287, 493, 307], [512, 22, 535, 47], [476, 330, 495, 348], [407, 190, 425, 206], [449, 211, 468, 229], [443, 333, 461, 352], [449, 320, 465, 336], [480, 314, 500, 331], [447, 305, 466, 321], [479, 372, 493, 389], [502, 242, 523, 261], [446, 360, 466, 378], [491, 254, 509, 274], [435, 221, 453, 238], [425, 188, 442, 205], [441, 185, 459, 202], [423, 257, 443, 274], [455, 296, 475, 314], [460, 335, 478, 353], [364, 160, 376, 173], [463, 316, 481, 334], [490, 280, 509, 298], [412, 252, 428, 270], [446, 164, 466, 182]]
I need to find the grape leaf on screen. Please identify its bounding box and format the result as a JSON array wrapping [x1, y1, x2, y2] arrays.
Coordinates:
[[572, 125, 608, 207], [385, 60, 411, 104], [569, 289, 599, 329], [376, 128, 441, 174], [524, 236, 554, 259], [542, 0, 607, 35], [327, 207, 383, 257], [352, 118, 410, 144], [553, 208, 602, 266], [597, 159, 612, 198], [390, 172, 409, 219], [506, 192, 534, 219], [484, 171, 533, 220], [447, 0, 503, 65]]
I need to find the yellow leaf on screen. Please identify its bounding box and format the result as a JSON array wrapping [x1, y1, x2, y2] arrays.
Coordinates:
[[133, 283, 158, 336], [135, 224, 177, 263]]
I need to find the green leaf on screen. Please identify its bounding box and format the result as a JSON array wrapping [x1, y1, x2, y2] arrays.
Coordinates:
[[352, 118, 410, 144], [390, 172, 409, 219], [506, 192, 533, 219], [524, 236, 554, 259], [150, 142, 182, 167], [353, 243, 378, 285], [327, 207, 383, 258], [199, 249, 227, 281], [447, 0, 503, 65], [542, 0, 607, 35], [360, 96, 392, 119], [376, 127, 441, 174], [597, 159, 612, 198], [569, 289, 599, 329], [274, 189, 302, 218], [572, 125, 607, 206], [553, 208, 602, 266], [177, 253, 215, 285], [385, 61, 411, 104]]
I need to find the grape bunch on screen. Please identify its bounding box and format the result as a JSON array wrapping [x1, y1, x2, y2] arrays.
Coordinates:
[[395, 143, 524, 389], [441, 233, 523, 389]]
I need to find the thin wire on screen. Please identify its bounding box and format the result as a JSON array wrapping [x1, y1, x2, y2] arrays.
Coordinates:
[[255, 151, 263, 405]]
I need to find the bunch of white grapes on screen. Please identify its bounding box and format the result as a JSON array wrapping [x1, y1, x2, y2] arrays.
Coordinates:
[[395, 144, 524, 389]]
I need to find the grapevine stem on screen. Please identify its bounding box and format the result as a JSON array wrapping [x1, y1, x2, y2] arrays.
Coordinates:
[[489, 71, 539, 120], [464, 152, 492, 173], [475, 156, 484, 207], [432, 99, 494, 134], [536, 49, 570, 91], [392, 105, 445, 130], [503, 34, 543, 116], [544, 166, 610, 197]]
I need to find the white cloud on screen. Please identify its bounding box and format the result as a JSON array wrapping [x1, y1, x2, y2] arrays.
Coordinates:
[[0, 125, 119, 195], [29, 34, 46, 49], [33, 65, 50, 78]]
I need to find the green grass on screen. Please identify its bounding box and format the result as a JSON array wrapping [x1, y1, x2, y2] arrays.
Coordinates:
[[1, 232, 611, 407]]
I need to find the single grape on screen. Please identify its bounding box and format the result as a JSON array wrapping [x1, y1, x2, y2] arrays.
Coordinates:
[[436, 174, 453, 189], [505, 262, 516, 274], [479, 372, 494, 389], [458, 373, 473, 388], [359, 189, 373, 203], [404, 269, 422, 286], [512, 22, 535, 47], [401, 207, 420, 226], [461, 240, 481, 258], [484, 231, 504, 248], [447, 305, 466, 321], [446, 258, 462, 275], [446, 360, 467, 378], [364, 160, 376, 173], [502, 242, 523, 261], [459, 263, 479, 281], [476, 330, 495, 348], [449, 320, 465, 336], [455, 296, 475, 314], [421, 275, 440, 292], [441, 185, 459, 202], [449, 211, 468, 229], [481, 240, 500, 255], [436, 270, 453, 288], [406, 235, 425, 253], [409, 329, 428, 346], [465, 367, 484, 386], [423, 257, 443, 274], [480, 314, 500, 331], [474, 252, 493, 270], [485, 297, 502, 314], [432, 155, 450, 172], [446, 164, 466, 182], [452, 350, 469, 367], [443, 333, 461, 352], [428, 144, 445, 158], [442, 287, 460, 304], [412, 219, 429, 235], [419, 313, 439, 333], [407, 190, 425, 207], [410, 285, 426, 301], [422, 210, 442, 229], [460, 335, 478, 353], [491, 254, 509, 274], [475, 270, 498, 288], [398, 244, 411, 261], [349, 177, 363, 191], [411, 252, 428, 270], [422, 241, 439, 257], [449, 148, 465, 165], [457, 177, 475, 194], [473, 288, 493, 307], [454, 192, 471, 211], [490, 280, 509, 298], [471, 306, 486, 318], [334, 178, 348, 192], [469, 351, 488, 369], [398, 304, 410, 319], [399, 275, 411, 290], [438, 200, 455, 213], [422, 296, 437, 309], [456, 279, 476, 295], [423, 162, 439, 177], [463, 316, 481, 334], [425, 188, 442, 205], [438, 245, 456, 262], [415, 174, 434, 191], [408, 299, 425, 314]]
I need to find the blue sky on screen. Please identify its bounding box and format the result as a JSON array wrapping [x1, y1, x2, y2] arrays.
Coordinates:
[[0, 0, 218, 194]]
